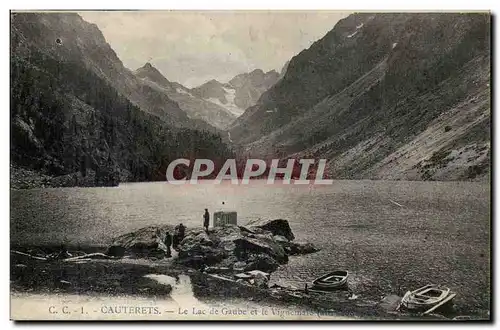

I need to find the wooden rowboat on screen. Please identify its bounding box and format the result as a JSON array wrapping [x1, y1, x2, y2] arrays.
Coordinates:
[[400, 284, 456, 313], [311, 270, 348, 290]]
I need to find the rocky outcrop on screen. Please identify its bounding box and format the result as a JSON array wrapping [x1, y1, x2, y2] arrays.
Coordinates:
[[233, 236, 287, 263], [105, 219, 318, 278], [102, 220, 317, 291], [228, 69, 280, 110], [244, 254, 281, 273], [177, 230, 226, 268], [176, 219, 317, 275], [287, 241, 320, 256], [270, 234, 320, 255], [245, 219, 295, 241], [176, 226, 242, 269], [107, 226, 174, 259], [235, 270, 270, 288]]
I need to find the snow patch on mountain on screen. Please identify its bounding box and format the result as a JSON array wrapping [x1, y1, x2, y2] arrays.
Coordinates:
[[347, 22, 365, 38], [223, 87, 236, 100], [176, 87, 194, 97], [206, 88, 244, 117], [347, 30, 358, 38]]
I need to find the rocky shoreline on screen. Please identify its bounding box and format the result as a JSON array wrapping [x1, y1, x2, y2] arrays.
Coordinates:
[[10, 165, 119, 189], [10, 219, 485, 320], [107, 219, 319, 288]]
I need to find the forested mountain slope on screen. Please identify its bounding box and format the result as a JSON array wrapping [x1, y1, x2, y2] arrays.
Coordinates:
[[11, 12, 234, 187]]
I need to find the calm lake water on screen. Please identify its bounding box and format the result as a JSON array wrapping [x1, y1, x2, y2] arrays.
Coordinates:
[[10, 180, 491, 314]]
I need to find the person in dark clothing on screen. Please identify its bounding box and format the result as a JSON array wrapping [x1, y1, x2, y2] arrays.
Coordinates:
[[172, 225, 179, 250], [173, 225, 180, 249], [203, 209, 210, 233], [164, 231, 172, 257], [173, 223, 186, 249], [178, 223, 186, 241]]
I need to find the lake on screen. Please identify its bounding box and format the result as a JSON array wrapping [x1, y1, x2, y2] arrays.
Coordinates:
[[10, 180, 491, 315]]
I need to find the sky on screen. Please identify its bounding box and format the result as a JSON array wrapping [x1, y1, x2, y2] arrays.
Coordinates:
[[80, 11, 349, 87]]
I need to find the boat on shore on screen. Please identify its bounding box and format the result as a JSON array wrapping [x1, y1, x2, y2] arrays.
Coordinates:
[[311, 270, 348, 290], [399, 284, 456, 314]]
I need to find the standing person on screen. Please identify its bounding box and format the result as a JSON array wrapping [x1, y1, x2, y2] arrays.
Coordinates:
[[178, 223, 186, 242], [203, 209, 210, 233], [173, 224, 180, 249], [173, 223, 186, 249], [164, 231, 172, 257]]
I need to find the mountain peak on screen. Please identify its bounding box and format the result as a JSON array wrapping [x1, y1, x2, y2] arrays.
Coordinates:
[[134, 62, 171, 88], [207, 79, 222, 85], [250, 68, 264, 75], [136, 62, 159, 73]]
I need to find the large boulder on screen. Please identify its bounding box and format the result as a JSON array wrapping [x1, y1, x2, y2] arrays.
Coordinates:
[[177, 231, 227, 268], [233, 236, 288, 263], [271, 234, 319, 256], [244, 253, 281, 272], [179, 230, 213, 248], [206, 225, 244, 258], [210, 225, 245, 244], [234, 270, 270, 288], [249, 271, 269, 288], [245, 219, 295, 241], [107, 225, 174, 258], [233, 261, 247, 271], [273, 235, 289, 244], [176, 224, 289, 271], [174, 220, 321, 273], [286, 242, 320, 255]]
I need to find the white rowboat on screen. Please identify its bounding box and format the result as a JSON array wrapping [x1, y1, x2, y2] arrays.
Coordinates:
[[400, 284, 456, 313], [311, 270, 348, 290]]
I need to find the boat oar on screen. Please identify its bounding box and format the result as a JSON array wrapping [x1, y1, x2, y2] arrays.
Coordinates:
[[11, 250, 47, 261], [62, 252, 116, 262]]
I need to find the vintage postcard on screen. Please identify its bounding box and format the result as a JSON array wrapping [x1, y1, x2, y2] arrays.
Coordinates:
[[10, 10, 491, 321]]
